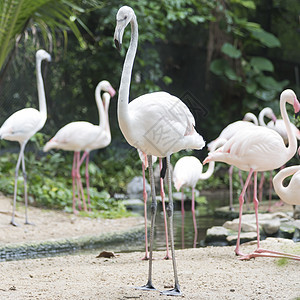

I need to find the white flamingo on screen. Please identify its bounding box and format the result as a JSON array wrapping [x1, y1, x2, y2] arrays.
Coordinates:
[[204, 89, 300, 261], [273, 148, 300, 206], [173, 138, 226, 248], [208, 111, 269, 210], [43, 81, 115, 214], [114, 6, 205, 295], [259, 107, 300, 208], [0, 49, 51, 226]]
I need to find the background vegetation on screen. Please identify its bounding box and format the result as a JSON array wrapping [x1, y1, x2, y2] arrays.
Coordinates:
[[0, 0, 299, 216]]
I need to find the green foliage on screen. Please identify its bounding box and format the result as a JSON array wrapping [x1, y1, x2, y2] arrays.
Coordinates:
[[0, 0, 87, 75], [208, 0, 294, 111], [0, 134, 135, 218]]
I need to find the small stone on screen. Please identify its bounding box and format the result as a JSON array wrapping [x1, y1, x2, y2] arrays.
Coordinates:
[[262, 219, 280, 235]]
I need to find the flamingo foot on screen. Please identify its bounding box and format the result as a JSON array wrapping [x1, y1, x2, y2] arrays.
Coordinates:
[[229, 206, 234, 212], [141, 254, 149, 261], [10, 220, 19, 227], [163, 254, 172, 260], [238, 248, 300, 261], [234, 248, 246, 257], [160, 284, 182, 296], [136, 281, 156, 291], [24, 221, 35, 226]]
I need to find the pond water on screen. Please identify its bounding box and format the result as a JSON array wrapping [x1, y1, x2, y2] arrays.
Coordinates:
[[137, 190, 230, 252]]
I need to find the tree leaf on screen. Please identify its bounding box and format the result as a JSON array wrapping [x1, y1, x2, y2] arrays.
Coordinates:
[[250, 29, 281, 48], [250, 57, 274, 72], [221, 43, 241, 59]]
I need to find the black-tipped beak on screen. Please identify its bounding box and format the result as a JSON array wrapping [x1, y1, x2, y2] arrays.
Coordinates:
[[114, 39, 122, 52]]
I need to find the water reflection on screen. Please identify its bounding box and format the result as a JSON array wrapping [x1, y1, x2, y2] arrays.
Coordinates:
[[147, 191, 229, 251]]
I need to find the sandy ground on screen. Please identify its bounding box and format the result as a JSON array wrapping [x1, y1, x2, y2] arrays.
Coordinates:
[[0, 194, 300, 299], [0, 194, 144, 245]]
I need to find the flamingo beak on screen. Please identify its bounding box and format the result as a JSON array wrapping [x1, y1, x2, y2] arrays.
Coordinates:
[[109, 87, 116, 97], [203, 156, 210, 165]]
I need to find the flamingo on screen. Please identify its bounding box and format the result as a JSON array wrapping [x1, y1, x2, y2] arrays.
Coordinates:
[[273, 148, 300, 206], [0, 49, 51, 226], [173, 138, 226, 248], [259, 107, 300, 209], [114, 6, 205, 295], [43, 81, 115, 214], [203, 89, 300, 261]]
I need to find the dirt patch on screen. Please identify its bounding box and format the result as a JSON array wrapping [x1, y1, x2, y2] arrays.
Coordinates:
[[0, 194, 300, 299]]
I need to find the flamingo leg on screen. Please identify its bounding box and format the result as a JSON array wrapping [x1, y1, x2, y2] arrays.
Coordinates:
[[75, 152, 87, 212], [159, 158, 171, 260], [228, 165, 234, 211], [79, 151, 91, 212], [181, 189, 185, 249], [21, 149, 33, 225], [137, 155, 157, 291], [10, 143, 26, 226], [71, 152, 79, 214], [141, 161, 149, 261], [161, 155, 181, 296], [239, 170, 250, 211], [235, 169, 254, 256], [240, 172, 300, 261], [267, 171, 273, 212], [191, 187, 198, 248], [258, 171, 265, 202]]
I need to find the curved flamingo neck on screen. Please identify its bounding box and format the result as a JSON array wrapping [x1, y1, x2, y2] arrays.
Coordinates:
[[36, 58, 47, 121], [273, 166, 299, 200], [104, 95, 111, 138], [117, 15, 138, 136], [280, 96, 297, 158], [95, 83, 106, 133], [199, 160, 215, 180], [258, 109, 267, 127]]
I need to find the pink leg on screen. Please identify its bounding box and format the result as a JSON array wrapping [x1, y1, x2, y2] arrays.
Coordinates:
[[75, 152, 87, 212], [72, 152, 80, 214], [267, 171, 273, 212], [228, 165, 234, 211], [141, 161, 149, 260], [235, 169, 254, 257], [160, 158, 171, 260], [239, 171, 300, 261], [181, 189, 185, 249], [191, 187, 198, 248], [239, 170, 250, 211], [258, 172, 265, 202], [80, 151, 92, 212]]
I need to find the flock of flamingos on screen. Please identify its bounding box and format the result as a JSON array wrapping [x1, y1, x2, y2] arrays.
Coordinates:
[[0, 6, 300, 296]]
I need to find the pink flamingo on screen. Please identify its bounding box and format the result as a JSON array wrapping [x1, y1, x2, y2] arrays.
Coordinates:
[[114, 6, 205, 295], [43, 81, 115, 214], [137, 150, 171, 260], [0, 49, 51, 226], [173, 138, 226, 248], [204, 89, 300, 261], [259, 107, 300, 209]]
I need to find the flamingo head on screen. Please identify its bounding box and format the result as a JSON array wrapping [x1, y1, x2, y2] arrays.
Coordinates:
[[114, 6, 135, 51], [264, 107, 277, 124], [101, 80, 116, 97], [281, 89, 300, 116], [36, 49, 51, 62]]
